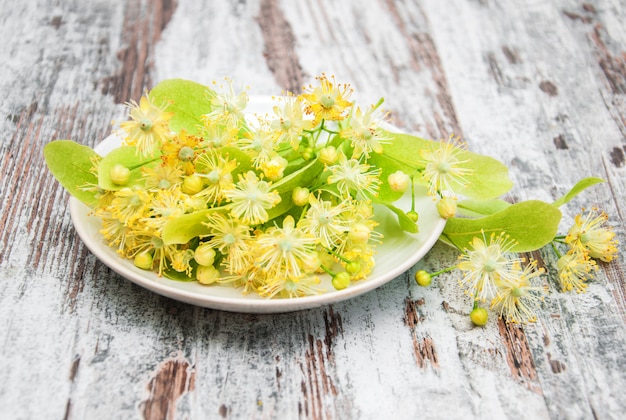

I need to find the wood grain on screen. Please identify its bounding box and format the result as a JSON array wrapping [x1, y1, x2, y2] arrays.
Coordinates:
[[0, 0, 625, 419]]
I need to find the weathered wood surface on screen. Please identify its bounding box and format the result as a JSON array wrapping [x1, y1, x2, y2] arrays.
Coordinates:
[[1, 0, 625, 418]]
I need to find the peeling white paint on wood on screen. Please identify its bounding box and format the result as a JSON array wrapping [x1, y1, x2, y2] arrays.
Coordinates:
[[0, 0, 625, 419]]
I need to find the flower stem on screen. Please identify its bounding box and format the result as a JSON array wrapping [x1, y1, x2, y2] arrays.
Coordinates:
[[430, 266, 457, 277], [550, 241, 563, 259]]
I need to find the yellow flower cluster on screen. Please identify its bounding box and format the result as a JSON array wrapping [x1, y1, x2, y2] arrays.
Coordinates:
[[90, 75, 396, 298], [557, 208, 618, 292], [457, 232, 546, 324]]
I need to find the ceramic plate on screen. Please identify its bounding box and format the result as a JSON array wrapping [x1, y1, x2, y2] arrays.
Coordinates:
[[69, 97, 446, 313]]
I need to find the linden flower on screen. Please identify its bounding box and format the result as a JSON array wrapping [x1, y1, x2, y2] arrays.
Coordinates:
[[224, 171, 281, 225], [96, 208, 134, 255], [140, 189, 186, 231], [327, 153, 382, 198], [272, 95, 311, 149], [300, 73, 353, 125], [202, 78, 248, 127], [298, 195, 351, 248], [236, 123, 278, 168], [195, 149, 237, 205], [109, 187, 150, 224], [457, 232, 520, 302], [254, 215, 319, 281], [125, 231, 178, 276], [142, 164, 183, 191], [342, 244, 376, 280], [340, 105, 391, 158], [420, 136, 473, 197], [259, 275, 323, 299], [120, 95, 173, 157], [565, 208, 618, 262], [170, 249, 195, 276], [491, 260, 546, 323], [202, 213, 253, 275], [200, 122, 237, 148], [557, 251, 597, 293], [260, 154, 288, 181], [160, 130, 202, 175]]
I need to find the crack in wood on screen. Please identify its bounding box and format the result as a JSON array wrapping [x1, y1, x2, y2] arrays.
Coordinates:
[[298, 308, 343, 419], [383, 0, 463, 139], [140, 357, 195, 420], [256, 0, 305, 93], [101, 0, 177, 103], [497, 318, 542, 393], [404, 298, 439, 369]]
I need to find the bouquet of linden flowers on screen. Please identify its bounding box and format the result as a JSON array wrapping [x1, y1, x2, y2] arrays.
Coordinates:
[[45, 75, 617, 323]]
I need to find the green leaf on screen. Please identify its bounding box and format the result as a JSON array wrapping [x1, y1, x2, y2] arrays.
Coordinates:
[[457, 149, 513, 200], [271, 158, 325, 194], [98, 146, 161, 191], [149, 79, 214, 135], [378, 202, 419, 233], [457, 199, 511, 217], [44, 140, 99, 206], [441, 200, 561, 252], [162, 208, 225, 245], [366, 151, 405, 203], [552, 177, 606, 207], [381, 130, 513, 200]]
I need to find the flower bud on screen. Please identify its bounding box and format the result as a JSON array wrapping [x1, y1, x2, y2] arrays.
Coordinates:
[[110, 164, 130, 186], [262, 155, 288, 181], [332, 271, 351, 290], [406, 211, 419, 222], [387, 170, 410, 192], [182, 174, 204, 195], [134, 251, 153, 270], [292, 187, 310, 207], [470, 307, 488, 326], [436, 197, 457, 219], [415, 270, 431, 286], [348, 223, 370, 243], [197, 265, 220, 285], [194, 243, 216, 266], [346, 261, 361, 275], [301, 147, 315, 161], [319, 146, 338, 165]]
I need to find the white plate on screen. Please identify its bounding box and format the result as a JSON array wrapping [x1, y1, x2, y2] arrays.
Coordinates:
[[69, 97, 446, 313]]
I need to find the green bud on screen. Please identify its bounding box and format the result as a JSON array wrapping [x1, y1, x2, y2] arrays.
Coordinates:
[[134, 252, 153, 270], [436, 197, 457, 219], [332, 271, 351, 290], [346, 261, 361, 275], [197, 265, 220, 285], [319, 146, 338, 165], [194, 243, 216, 266], [470, 307, 489, 326], [182, 174, 204, 195], [301, 147, 315, 161], [387, 170, 410, 192], [292, 187, 310, 206], [415, 270, 432, 287], [110, 164, 130, 186], [406, 211, 419, 222]]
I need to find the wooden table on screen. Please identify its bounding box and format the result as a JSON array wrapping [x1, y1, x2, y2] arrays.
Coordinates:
[[2, 0, 625, 418]]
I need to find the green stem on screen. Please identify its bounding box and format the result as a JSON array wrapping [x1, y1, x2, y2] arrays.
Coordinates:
[[430, 266, 457, 277], [320, 264, 335, 276], [322, 245, 352, 264], [551, 241, 563, 259], [410, 176, 416, 213]]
